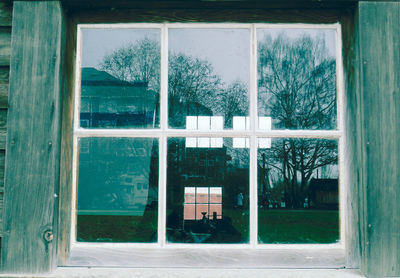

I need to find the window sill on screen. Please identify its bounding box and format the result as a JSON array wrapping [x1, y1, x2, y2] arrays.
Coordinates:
[[66, 243, 346, 268], [0, 268, 364, 278]]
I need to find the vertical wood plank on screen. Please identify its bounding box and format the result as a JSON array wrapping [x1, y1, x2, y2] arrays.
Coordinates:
[[57, 15, 76, 265], [1, 1, 65, 273], [0, 27, 11, 66], [357, 2, 400, 277], [0, 2, 12, 27], [340, 8, 361, 269]]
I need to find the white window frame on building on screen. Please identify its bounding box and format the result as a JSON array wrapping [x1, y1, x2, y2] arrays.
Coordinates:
[[68, 23, 346, 268]]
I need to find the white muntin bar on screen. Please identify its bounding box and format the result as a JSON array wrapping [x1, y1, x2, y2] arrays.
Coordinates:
[[166, 23, 252, 29], [74, 128, 342, 138], [73, 27, 83, 132], [70, 136, 79, 244], [249, 24, 258, 247], [336, 24, 344, 132], [254, 23, 340, 30], [159, 25, 169, 246], [78, 23, 164, 29], [71, 241, 342, 250], [336, 24, 346, 247], [70, 25, 83, 245]]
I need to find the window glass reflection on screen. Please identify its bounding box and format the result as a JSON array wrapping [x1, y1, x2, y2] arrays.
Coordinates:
[[77, 137, 159, 242], [168, 29, 250, 129], [167, 138, 249, 243], [80, 29, 161, 128], [257, 138, 339, 243], [257, 29, 337, 130], [184, 187, 222, 220]]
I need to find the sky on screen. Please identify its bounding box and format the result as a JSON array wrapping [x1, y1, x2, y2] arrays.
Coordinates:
[[81, 27, 336, 85], [81, 28, 161, 69], [257, 28, 336, 57]]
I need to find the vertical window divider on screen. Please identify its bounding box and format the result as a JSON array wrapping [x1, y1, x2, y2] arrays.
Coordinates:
[[71, 135, 79, 244], [336, 24, 346, 247], [71, 26, 83, 245], [159, 24, 168, 246], [249, 24, 258, 247]]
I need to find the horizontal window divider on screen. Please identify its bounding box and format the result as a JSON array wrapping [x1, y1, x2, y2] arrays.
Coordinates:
[[74, 128, 341, 138], [165, 23, 253, 29], [74, 128, 164, 138], [78, 23, 165, 29], [253, 23, 340, 30], [71, 242, 343, 250]]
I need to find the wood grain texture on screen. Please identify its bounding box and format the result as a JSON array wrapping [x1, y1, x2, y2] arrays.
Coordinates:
[[63, 0, 361, 10], [0, 0, 10, 240], [0, 268, 366, 278], [1, 1, 65, 273], [67, 246, 345, 268], [357, 2, 400, 277], [0, 27, 10, 66], [0, 109, 7, 151], [0, 66, 9, 83], [0, 2, 12, 27], [0, 84, 8, 108], [73, 8, 344, 24], [0, 192, 3, 234], [340, 9, 361, 269], [56, 14, 76, 266]]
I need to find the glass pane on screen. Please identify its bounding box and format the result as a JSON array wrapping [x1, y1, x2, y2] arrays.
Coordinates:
[[257, 138, 339, 243], [80, 28, 160, 128], [168, 29, 250, 129], [257, 29, 337, 130], [167, 137, 249, 243], [77, 137, 159, 242]]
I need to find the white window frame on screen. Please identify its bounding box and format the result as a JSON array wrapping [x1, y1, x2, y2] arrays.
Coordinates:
[[68, 23, 346, 267]]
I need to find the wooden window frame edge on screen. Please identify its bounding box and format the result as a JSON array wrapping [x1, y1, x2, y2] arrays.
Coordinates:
[[60, 16, 350, 271]]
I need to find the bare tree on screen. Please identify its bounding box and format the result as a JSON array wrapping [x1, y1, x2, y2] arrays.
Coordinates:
[[257, 33, 338, 208], [168, 53, 222, 127], [100, 37, 161, 92], [214, 81, 249, 128], [258, 33, 336, 130]]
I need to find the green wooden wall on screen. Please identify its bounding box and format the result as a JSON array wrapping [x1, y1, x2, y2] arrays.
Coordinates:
[[0, 1, 12, 239], [356, 2, 400, 277], [1, 1, 65, 273]]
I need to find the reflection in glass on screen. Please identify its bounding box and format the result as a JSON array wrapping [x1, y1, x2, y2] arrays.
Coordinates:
[[168, 29, 250, 129], [167, 138, 249, 243], [257, 138, 339, 243], [80, 29, 161, 128], [184, 187, 222, 220], [257, 29, 337, 130], [77, 137, 159, 242]]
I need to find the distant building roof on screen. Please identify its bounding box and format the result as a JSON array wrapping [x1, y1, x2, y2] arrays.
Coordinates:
[[81, 67, 148, 87]]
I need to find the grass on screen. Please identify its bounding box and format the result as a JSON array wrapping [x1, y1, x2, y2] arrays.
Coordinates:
[[77, 209, 339, 244], [77, 210, 158, 242], [257, 209, 339, 243]]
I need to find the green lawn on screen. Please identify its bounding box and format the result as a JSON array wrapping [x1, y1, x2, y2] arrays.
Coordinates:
[[77, 209, 339, 244], [77, 210, 158, 242], [257, 209, 339, 243]]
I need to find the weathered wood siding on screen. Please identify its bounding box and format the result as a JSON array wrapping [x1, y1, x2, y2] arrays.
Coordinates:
[[1, 1, 65, 273], [0, 1, 12, 238], [341, 8, 361, 269], [0, 0, 397, 276], [356, 2, 400, 277]]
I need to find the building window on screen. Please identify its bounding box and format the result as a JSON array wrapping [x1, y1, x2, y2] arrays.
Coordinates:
[[73, 23, 342, 247]]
